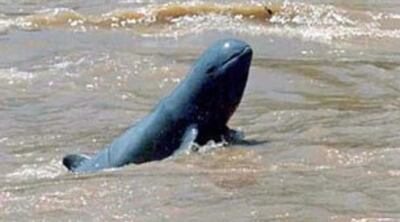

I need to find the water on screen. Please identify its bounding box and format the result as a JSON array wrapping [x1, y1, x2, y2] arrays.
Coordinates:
[[1, 0, 400, 221]]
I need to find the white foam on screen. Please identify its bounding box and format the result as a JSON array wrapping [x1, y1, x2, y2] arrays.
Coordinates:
[[0, 15, 12, 34], [6, 158, 62, 182], [0, 68, 35, 81]]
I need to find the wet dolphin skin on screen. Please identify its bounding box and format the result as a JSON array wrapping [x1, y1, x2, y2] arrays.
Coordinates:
[[63, 39, 253, 173]]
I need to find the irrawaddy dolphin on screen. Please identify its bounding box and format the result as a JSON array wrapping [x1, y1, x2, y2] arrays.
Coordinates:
[[63, 38, 253, 173]]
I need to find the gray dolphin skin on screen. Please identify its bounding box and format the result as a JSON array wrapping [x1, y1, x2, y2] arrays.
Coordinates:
[[63, 39, 253, 173]]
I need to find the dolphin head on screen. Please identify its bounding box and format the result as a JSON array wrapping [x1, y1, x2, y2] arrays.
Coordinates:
[[188, 39, 253, 125]]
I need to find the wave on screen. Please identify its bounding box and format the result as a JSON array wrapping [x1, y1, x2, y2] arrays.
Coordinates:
[[10, 3, 275, 30], [1, 2, 400, 42]]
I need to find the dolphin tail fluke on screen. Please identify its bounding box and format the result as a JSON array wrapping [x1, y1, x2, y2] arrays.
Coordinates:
[[63, 154, 90, 172]]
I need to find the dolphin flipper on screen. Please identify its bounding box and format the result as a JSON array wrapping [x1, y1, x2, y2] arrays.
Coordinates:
[[173, 125, 199, 156], [63, 154, 90, 171]]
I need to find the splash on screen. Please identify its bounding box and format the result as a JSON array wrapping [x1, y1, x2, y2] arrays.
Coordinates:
[[266, 1, 400, 42], [0, 68, 35, 85], [5, 158, 62, 182]]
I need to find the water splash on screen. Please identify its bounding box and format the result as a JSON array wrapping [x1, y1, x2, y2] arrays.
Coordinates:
[[6, 158, 63, 182]]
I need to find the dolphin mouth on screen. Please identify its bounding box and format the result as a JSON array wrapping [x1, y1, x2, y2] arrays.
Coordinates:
[[222, 46, 252, 68]]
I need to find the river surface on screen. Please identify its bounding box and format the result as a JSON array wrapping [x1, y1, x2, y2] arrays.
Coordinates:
[[1, 0, 400, 221]]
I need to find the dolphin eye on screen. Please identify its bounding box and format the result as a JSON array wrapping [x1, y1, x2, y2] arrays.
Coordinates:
[[207, 66, 217, 74]]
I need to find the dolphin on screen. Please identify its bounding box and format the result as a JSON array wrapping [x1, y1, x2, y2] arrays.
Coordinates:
[[63, 38, 253, 173]]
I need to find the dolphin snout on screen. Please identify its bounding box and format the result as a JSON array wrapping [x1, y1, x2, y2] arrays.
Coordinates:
[[222, 40, 253, 68], [238, 45, 252, 59]]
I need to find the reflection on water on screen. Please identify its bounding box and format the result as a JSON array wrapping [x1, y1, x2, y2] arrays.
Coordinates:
[[1, 0, 400, 221]]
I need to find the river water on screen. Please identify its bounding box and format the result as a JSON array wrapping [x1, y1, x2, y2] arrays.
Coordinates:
[[1, 0, 400, 221]]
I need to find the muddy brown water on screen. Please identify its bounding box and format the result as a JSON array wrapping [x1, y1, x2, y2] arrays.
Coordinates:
[[1, 0, 400, 221]]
